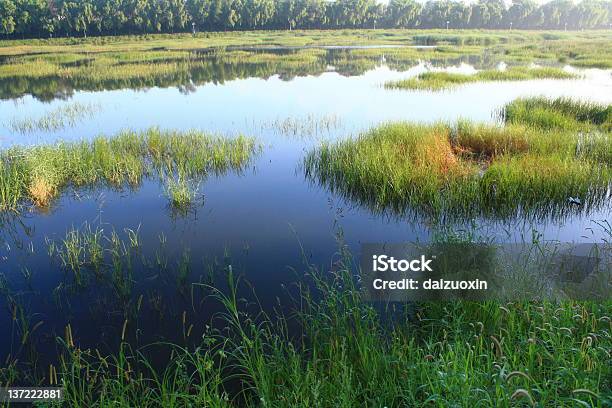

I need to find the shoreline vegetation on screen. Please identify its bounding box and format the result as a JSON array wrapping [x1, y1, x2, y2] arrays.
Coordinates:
[[0, 30, 610, 102], [305, 97, 611, 219], [2, 228, 610, 407], [384, 66, 577, 91], [1, 31, 610, 70], [0, 128, 258, 211]]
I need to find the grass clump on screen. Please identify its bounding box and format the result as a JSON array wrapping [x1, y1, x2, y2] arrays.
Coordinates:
[[305, 113, 611, 219], [500, 96, 612, 132], [385, 66, 576, 91], [0, 128, 257, 211], [164, 177, 199, 212]]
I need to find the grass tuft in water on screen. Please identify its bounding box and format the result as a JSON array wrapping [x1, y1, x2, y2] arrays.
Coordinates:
[[0, 128, 258, 211], [164, 177, 198, 211], [8, 102, 101, 134], [385, 66, 577, 91], [304, 110, 611, 219]]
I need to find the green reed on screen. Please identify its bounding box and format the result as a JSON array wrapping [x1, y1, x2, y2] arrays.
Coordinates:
[[0, 128, 258, 211], [164, 177, 198, 212]]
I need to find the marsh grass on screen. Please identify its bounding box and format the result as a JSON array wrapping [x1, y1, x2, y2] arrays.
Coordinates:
[[0, 128, 257, 211], [0, 49, 331, 100], [3, 29, 609, 57], [304, 108, 611, 219], [11, 238, 610, 407], [57, 224, 103, 284], [4, 221, 611, 406], [500, 96, 612, 133], [43, 222, 144, 302], [500, 37, 612, 68], [8, 102, 101, 134], [385, 66, 576, 91], [164, 177, 199, 212]]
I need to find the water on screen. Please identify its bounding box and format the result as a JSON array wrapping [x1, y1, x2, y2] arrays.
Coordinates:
[[0, 49, 610, 367]]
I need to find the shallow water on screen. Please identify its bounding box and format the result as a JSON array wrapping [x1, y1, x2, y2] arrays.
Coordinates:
[[0, 49, 610, 365]]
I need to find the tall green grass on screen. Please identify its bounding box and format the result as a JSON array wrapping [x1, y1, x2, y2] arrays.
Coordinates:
[[8, 241, 609, 407], [385, 66, 576, 91], [304, 111, 611, 219], [0, 128, 258, 211], [500, 96, 612, 133]]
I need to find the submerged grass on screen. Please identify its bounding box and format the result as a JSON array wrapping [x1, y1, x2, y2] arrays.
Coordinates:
[[261, 113, 343, 139], [0, 128, 257, 211], [304, 99, 611, 219], [385, 66, 576, 91], [8, 102, 101, 134]]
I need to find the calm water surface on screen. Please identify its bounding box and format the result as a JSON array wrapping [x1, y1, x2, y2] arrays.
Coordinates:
[[0, 50, 610, 363]]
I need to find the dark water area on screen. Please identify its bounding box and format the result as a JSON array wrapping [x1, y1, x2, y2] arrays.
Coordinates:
[[0, 48, 611, 373]]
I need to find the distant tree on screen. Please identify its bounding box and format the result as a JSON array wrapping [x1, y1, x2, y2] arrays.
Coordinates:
[[506, 0, 537, 29], [76, 1, 96, 37], [186, 0, 211, 30], [303, 0, 327, 29], [386, 0, 421, 28], [99, 0, 128, 35], [1, 0, 612, 38], [222, 0, 241, 29], [242, 0, 275, 28], [449, 1, 471, 29], [421, 0, 453, 29], [539, 0, 574, 29], [470, 0, 491, 28], [485, 0, 506, 28], [0, 0, 17, 36], [276, 0, 302, 30], [570, 0, 609, 28]]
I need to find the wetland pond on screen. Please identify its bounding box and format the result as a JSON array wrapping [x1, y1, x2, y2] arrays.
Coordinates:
[[0, 47, 610, 367]]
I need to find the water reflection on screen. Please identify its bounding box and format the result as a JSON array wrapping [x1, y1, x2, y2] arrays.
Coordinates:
[[0, 48, 497, 102]]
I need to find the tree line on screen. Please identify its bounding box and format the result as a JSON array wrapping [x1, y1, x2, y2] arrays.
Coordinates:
[[1, 0, 611, 38]]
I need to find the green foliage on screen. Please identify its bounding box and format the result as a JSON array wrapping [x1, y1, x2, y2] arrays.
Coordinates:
[[0, 0, 610, 38]]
